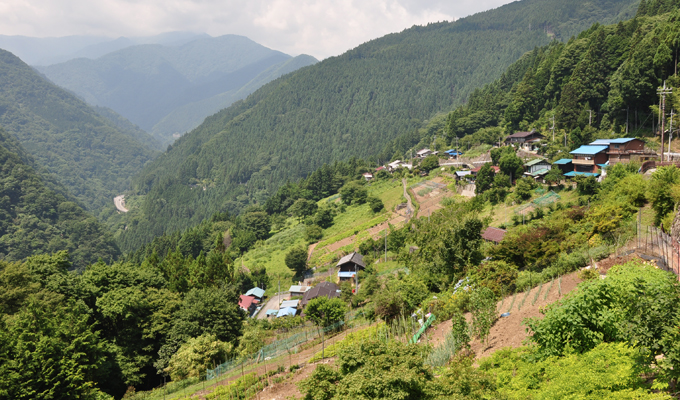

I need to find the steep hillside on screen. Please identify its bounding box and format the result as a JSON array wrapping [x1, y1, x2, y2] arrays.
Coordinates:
[[37, 35, 317, 144], [149, 54, 319, 140], [0, 128, 120, 269], [120, 0, 640, 251], [0, 49, 158, 214]]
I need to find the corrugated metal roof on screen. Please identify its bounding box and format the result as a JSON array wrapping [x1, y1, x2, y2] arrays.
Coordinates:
[[524, 158, 550, 167], [481, 227, 506, 243], [455, 170, 472, 177], [245, 287, 265, 298], [590, 138, 636, 145], [553, 159, 573, 164], [289, 285, 310, 293], [527, 168, 550, 176], [276, 307, 297, 318], [280, 300, 299, 309], [569, 145, 608, 155]]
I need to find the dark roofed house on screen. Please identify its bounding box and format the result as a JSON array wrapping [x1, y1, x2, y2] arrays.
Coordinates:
[[300, 281, 340, 308], [481, 227, 507, 244], [589, 138, 654, 164], [505, 131, 544, 151], [337, 252, 365, 282]]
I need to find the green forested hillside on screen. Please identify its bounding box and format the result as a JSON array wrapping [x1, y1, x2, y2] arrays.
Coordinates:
[[0, 49, 158, 214], [37, 35, 316, 144], [444, 3, 680, 148], [149, 54, 318, 141], [119, 0, 639, 251], [0, 128, 120, 269]]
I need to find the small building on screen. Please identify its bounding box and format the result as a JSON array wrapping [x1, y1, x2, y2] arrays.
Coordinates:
[[362, 172, 373, 181], [481, 227, 507, 244], [265, 309, 279, 318], [553, 158, 573, 174], [337, 252, 365, 282], [524, 158, 552, 174], [239, 295, 259, 315], [505, 131, 545, 151], [455, 170, 472, 180], [444, 149, 463, 159], [589, 138, 650, 164], [276, 307, 297, 318], [300, 281, 341, 308], [416, 148, 433, 158], [470, 164, 500, 176], [569, 145, 608, 174], [280, 299, 300, 309], [387, 160, 403, 172], [245, 287, 265, 301], [289, 285, 311, 297]]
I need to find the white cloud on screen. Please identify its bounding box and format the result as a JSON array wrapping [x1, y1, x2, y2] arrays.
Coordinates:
[[0, 0, 514, 59]]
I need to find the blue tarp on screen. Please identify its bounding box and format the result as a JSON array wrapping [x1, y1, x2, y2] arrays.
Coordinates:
[[276, 307, 297, 318], [445, 149, 462, 155], [338, 271, 356, 278]]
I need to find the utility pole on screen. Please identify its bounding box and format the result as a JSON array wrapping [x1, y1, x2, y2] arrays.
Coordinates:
[[658, 82, 673, 160], [588, 110, 592, 126], [670, 109, 676, 160], [626, 107, 629, 135]]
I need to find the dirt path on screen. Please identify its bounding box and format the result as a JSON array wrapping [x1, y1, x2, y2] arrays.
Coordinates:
[[402, 178, 413, 218], [428, 271, 582, 360], [113, 195, 128, 212], [307, 242, 318, 260]]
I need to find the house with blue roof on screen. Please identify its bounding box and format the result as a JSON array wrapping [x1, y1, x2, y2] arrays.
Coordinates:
[[444, 149, 463, 159], [569, 145, 608, 175], [588, 138, 651, 164]]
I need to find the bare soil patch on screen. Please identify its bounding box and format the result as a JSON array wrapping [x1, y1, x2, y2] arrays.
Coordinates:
[[428, 271, 582, 360]]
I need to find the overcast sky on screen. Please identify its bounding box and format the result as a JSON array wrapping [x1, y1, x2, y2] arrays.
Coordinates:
[[0, 0, 515, 59]]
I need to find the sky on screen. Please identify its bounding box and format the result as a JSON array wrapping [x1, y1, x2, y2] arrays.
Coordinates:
[[0, 0, 515, 59]]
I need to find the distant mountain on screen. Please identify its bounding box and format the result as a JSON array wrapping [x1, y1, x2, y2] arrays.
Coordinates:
[[0, 128, 120, 269], [37, 35, 318, 144], [117, 0, 640, 251], [0, 49, 158, 215], [0, 31, 208, 65]]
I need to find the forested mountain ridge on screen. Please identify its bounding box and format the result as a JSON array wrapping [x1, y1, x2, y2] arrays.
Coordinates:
[[119, 0, 640, 252], [0, 49, 158, 215], [0, 128, 120, 269], [37, 35, 318, 144], [443, 3, 680, 150]]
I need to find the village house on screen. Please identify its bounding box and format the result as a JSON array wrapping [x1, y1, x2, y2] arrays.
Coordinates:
[[245, 287, 265, 301], [523, 158, 552, 180], [288, 285, 311, 297], [362, 172, 373, 181], [481, 227, 507, 244], [567, 145, 608, 176], [553, 158, 573, 174], [444, 149, 463, 159], [471, 164, 500, 176], [337, 252, 365, 283], [416, 148, 433, 158], [589, 138, 654, 164], [300, 281, 341, 308], [505, 131, 545, 151], [238, 295, 259, 315]]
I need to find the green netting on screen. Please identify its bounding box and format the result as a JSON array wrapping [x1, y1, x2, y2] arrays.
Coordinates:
[[534, 187, 546, 195], [409, 180, 446, 190], [206, 311, 367, 380], [514, 191, 561, 214]]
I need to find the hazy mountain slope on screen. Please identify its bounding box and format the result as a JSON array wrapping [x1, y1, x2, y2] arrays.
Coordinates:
[[150, 54, 318, 140], [93, 105, 165, 151], [0, 49, 158, 214], [118, 0, 641, 251], [37, 35, 307, 143], [0, 128, 120, 269]]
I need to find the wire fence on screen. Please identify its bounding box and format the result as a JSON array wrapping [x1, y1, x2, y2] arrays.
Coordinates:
[[636, 223, 680, 278], [206, 310, 368, 380]]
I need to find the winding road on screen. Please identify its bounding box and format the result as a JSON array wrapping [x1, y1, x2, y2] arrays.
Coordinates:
[[114, 195, 128, 213], [402, 178, 413, 220]]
